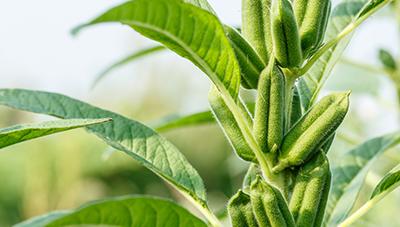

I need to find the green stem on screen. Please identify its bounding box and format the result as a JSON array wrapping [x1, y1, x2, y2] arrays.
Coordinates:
[[283, 70, 297, 132], [299, 0, 392, 76], [340, 58, 389, 76]]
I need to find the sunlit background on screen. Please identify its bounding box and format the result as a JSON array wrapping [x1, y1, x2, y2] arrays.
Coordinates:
[[0, 0, 399, 226]]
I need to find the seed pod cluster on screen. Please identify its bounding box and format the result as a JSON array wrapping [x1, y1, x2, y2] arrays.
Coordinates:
[[273, 92, 350, 172], [229, 177, 295, 227], [253, 62, 285, 153], [241, 0, 332, 74], [209, 87, 256, 162], [289, 153, 331, 227]]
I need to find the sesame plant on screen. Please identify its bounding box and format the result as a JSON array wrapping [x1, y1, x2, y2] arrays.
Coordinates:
[[4, 0, 400, 226]]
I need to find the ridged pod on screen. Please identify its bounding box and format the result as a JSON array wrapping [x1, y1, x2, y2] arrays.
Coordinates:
[[271, 0, 303, 68], [209, 87, 256, 162], [289, 153, 331, 227], [242, 0, 273, 63], [274, 92, 350, 172], [228, 190, 258, 227], [253, 62, 285, 153], [293, 0, 331, 56], [225, 25, 266, 89], [250, 177, 296, 227]]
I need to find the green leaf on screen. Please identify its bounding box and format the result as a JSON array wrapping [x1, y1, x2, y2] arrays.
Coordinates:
[[46, 196, 207, 227], [357, 0, 387, 18], [93, 46, 166, 88], [184, 0, 215, 14], [14, 211, 69, 227], [155, 111, 214, 132], [337, 164, 400, 227], [155, 104, 255, 133], [371, 164, 400, 199], [74, 0, 241, 98], [224, 25, 266, 89], [324, 132, 400, 226], [298, 0, 371, 110], [0, 118, 110, 149], [0, 89, 207, 207]]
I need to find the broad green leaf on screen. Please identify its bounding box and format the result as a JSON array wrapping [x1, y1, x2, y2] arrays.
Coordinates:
[[74, 0, 241, 98], [0, 89, 207, 206], [14, 211, 69, 227], [298, 0, 373, 110], [46, 196, 207, 227], [0, 118, 110, 149], [324, 132, 400, 226], [93, 46, 166, 88], [358, 0, 387, 18], [371, 164, 400, 199], [155, 111, 214, 132]]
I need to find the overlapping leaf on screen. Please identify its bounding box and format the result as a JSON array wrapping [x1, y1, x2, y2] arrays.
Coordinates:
[[74, 0, 241, 98], [0, 89, 207, 206], [14, 211, 69, 227], [0, 119, 110, 149], [371, 164, 400, 199], [324, 132, 400, 226]]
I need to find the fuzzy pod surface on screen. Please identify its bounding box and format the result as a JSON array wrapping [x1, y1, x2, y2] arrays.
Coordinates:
[[228, 190, 258, 227], [225, 25, 266, 89], [242, 0, 273, 63], [209, 87, 256, 162], [250, 177, 296, 227], [293, 0, 331, 56], [274, 92, 350, 172], [253, 63, 285, 153], [271, 0, 303, 68], [289, 153, 331, 227]]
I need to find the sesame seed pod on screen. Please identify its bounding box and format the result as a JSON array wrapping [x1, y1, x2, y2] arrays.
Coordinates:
[[209, 87, 256, 162], [250, 177, 296, 227], [228, 190, 259, 227], [271, 0, 303, 68], [273, 92, 350, 172], [293, 0, 332, 56], [242, 0, 273, 63], [253, 62, 285, 153], [289, 153, 331, 227]]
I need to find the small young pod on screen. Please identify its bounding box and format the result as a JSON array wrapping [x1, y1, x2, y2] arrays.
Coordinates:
[[242, 0, 273, 63], [209, 87, 256, 162], [225, 25, 267, 89], [250, 177, 296, 227], [273, 92, 350, 172], [253, 62, 285, 153], [293, 0, 331, 56], [228, 190, 258, 227], [289, 153, 331, 227], [271, 0, 303, 68], [378, 49, 397, 71]]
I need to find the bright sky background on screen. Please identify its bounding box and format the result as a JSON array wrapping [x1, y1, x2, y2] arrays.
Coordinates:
[[0, 0, 399, 129]]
